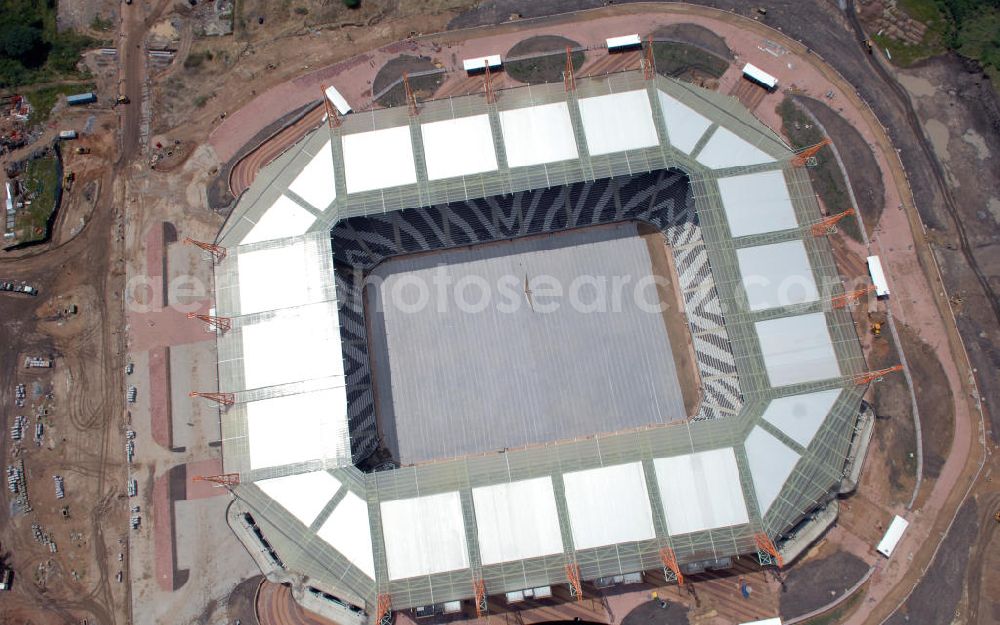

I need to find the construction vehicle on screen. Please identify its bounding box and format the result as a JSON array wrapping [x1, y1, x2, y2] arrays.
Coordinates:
[[63, 171, 74, 191], [871, 321, 882, 338], [116, 95, 130, 105], [74, 147, 91, 155]]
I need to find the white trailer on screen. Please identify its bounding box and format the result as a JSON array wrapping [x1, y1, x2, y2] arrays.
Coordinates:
[[462, 54, 502, 73], [606, 34, 642, 51], [867, 255, 890, 298], [876, 515, 909, 557], [323, 85, 352, 116], [742, 63, 778, 90]]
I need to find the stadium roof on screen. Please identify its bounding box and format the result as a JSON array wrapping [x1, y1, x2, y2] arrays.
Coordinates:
[[211, 71, 866, 615]]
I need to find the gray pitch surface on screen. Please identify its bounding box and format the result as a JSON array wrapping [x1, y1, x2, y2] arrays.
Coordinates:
[[366, 222, 687, 464]]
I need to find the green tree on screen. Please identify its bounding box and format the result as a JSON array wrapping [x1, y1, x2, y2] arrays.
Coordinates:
[[0, 24, 45, 66]]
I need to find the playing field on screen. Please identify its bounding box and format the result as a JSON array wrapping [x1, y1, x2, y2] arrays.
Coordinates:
[[366, 222, 696, 465]]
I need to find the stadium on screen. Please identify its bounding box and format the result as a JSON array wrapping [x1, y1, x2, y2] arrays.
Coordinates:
[[206, 67, 869, 622]]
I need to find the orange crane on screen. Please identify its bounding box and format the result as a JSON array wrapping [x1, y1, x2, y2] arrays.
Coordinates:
[[643, 35, 656, 80], [831, 285, 876, 309], [187, 313, 231, 332], [659, 546, 684, 585], [754, 533, 784, 567], [854, 365, 904, 385], [193, 473, 240, 487], [810, 208, 856, 236], [183, 238, 226, 263], [320, 85, 342, 128], [564, 47, 576, 92], [791, 137, 831, 167], [189, 391, 235, 406], [402, 73, 418, 117], [565, 563, 583, 601]]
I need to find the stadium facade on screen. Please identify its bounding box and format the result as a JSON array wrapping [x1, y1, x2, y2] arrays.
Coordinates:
[[210, 69, 867, 621]]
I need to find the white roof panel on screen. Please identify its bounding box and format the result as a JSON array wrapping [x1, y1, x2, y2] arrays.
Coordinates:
[[421, 115, 498, 181], [245, 387, 349, 469], [761, 389, 842, 448], [342, 126, 416, 194], [563, 462, 655, 550], [717, 170, 798, 238], [240, 195, 317, 245], [499, 102, 579, 168], [745, 426, 800, 515], [654, 448, 750, 535], [288, 140, 336, 210], [237, 239, 329, 315], [256, 471, 341, 526], [657, 91, 712, 154], [697, 127, 776, 169], [755, 312, 841, 387], [737, 240, 819, 311], [578, 90, 659, 156], [473, 477, 564, 566], [380, 491, 469, 580], [318, 491, 376, 578], [241, 303, 343, 389]]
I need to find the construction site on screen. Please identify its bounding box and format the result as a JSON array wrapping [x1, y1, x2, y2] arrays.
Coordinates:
[[1, 3, 998, 625], [184, 40, 896, 623]]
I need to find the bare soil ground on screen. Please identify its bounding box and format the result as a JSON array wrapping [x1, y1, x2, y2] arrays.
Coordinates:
[[884, 498, 978, 625], [505, 35, 583, 85], [651, 23, 733, 59], [373, 55, 443, 107], [897, 54, 1000, 444], [778, 549, 869, 620], [794, 95, 886, 239], [897, 325, 954, 480]]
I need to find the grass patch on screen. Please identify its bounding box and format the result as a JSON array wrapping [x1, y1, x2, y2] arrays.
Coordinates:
[[23, 82, 96, 124], [0, 0, 99, 88], [506, 50, 584, 85], [16, 156, 59, 243], [652, 41, 728, 79], [777, 97, 862, 241]]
